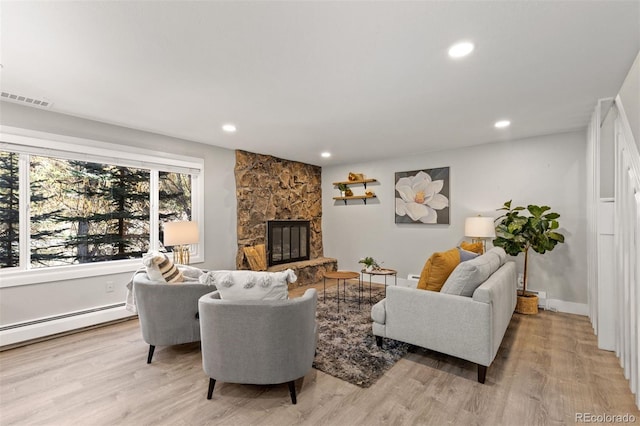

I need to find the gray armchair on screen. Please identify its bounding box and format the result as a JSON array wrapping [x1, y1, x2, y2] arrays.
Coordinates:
[[198, 288, 318, 404], [132, 272, 213, 363]]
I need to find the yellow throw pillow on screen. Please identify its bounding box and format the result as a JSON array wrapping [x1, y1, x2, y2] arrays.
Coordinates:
[[460, 241, 484, 254], [416, 248, 461, 292]]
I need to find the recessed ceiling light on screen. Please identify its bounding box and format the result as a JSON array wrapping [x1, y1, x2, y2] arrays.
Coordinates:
[[448, 41, 474, 58], [222, 124, 237, 133], [321, 152, 331, 158], [494, 120, 511, 128]]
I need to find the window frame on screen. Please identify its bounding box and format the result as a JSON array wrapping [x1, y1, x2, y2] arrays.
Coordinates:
[[0, 126, 205, 287]]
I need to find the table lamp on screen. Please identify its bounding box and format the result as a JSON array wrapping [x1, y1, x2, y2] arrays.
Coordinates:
[[464, 216, 496, 254], [163, 221, 199, 264]]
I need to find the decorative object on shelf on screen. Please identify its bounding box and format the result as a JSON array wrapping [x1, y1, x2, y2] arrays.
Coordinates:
[[464, 216, 496, 253], [348, 172, 364, 181], [493, 200, 565, 314], [395, 167, 450, 224], [163, 221, 199, 264], [337, 183, 349, 197], [344, 188, 353, 196], [365, 190, 375, 197], [358, 256, 380, 272]]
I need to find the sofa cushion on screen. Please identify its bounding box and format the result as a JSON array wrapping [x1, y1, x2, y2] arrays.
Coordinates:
[[417, 248, 460, 292], [489, 246, 507, 265], [458, 247, 480, 262], [440, 249, 504, 297], [460, 241, 484, 254], [199, 269, 296, 301], [179, 265, 205, 281], [142, 251, 184, 284]]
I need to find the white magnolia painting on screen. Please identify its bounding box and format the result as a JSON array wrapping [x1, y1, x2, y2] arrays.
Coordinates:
[[395, 167, 450, 224]]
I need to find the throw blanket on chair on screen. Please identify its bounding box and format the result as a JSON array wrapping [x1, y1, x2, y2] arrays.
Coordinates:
[[125, 268, 148, 314]]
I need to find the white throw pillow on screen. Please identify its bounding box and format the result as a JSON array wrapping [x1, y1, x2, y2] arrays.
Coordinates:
[[199, 269, 296, 300], [179, 264, 205, 281], [142, 251, 184, 284]]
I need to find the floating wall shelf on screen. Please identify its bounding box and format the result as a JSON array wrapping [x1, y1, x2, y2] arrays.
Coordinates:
[[332, 194, 377, 205], [333, 178, 378, 204], [332, 178, 377, 189]]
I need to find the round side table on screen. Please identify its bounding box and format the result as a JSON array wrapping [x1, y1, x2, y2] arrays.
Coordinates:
[[361, 268, 398, 300], [323, 271, 361, 311]]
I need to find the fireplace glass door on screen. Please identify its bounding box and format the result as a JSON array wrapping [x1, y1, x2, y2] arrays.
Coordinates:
[[267, 220, 310, 266]]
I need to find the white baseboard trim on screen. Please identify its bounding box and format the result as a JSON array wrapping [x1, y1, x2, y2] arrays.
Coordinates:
[[0, 306, 136, 348], [547, 299, 589, 316]]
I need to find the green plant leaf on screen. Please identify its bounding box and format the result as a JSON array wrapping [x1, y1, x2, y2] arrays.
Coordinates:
[[527, 205, 543, 217], [507, 222, 522, 234], [529, 217, 541, 231], [544, 212, 560, 220], [548, 232, 565, 242], [550, 220, 559, 229]]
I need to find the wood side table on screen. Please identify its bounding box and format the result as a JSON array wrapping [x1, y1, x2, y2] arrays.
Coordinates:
[[323, 271, 361, 311], [361, 268, 398, 300]]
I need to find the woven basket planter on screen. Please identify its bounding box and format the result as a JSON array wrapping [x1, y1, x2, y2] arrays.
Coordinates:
[[516, 293, 539, 315]]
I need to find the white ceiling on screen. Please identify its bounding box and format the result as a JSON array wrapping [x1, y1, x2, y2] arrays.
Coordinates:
[[1, 1, 639, 166]]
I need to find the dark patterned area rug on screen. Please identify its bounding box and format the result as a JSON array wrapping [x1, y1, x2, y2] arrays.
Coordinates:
[[312, 284, 410, 388]]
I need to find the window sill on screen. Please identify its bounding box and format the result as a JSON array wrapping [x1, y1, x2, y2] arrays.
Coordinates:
[[0, 255, 204, 288]]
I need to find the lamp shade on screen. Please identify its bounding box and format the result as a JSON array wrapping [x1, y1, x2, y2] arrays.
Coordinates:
[[164, 221, 199, 246], [464, 216, 496, 238]]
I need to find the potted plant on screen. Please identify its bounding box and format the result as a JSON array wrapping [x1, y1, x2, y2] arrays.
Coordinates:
[[337, 183, 351, 197], [358, 256, 380, 272], [493, 200, 565, 314]]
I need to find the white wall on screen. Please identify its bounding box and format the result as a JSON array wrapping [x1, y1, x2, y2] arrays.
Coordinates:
[[600, 106, 616, 199], [322, 130, 587, 305], [0, 102, 237, 326], [618, 50, 640, 152]]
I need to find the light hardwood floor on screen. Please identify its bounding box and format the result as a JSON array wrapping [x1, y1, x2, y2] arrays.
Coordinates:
[[1, 281, 638, 426]]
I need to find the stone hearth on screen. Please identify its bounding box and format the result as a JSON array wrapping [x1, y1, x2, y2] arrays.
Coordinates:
[[268, 257, 337, 288]]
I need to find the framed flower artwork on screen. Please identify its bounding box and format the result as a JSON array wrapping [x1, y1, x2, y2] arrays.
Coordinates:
[[395, 167, 450, 224]]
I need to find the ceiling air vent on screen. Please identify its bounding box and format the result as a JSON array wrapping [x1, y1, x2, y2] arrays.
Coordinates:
[[1, 91, 52, 108]]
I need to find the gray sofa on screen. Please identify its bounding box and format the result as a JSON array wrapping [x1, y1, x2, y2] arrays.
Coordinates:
[[371, 249, 517, 383]]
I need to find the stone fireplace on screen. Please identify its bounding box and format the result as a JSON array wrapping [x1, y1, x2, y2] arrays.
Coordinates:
[[234, 150, 337, 285]]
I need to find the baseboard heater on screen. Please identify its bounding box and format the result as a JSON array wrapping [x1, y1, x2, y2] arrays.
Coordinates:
[[0, 303, 126, 332], [0, 303, 135, 348], [524, 290, 548, 309]]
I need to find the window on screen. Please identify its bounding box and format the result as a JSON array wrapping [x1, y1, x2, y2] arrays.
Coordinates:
[[0, 127, 204, 286]]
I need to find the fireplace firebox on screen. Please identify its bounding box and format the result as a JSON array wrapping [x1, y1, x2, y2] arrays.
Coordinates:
[[267, 220, 310, 266]]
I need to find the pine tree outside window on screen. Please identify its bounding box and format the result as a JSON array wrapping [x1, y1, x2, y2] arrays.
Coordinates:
[[159, 171, 192, 250], [29, 156, 152, 267], [0, 151, 20, 268]]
